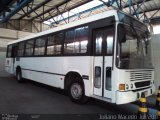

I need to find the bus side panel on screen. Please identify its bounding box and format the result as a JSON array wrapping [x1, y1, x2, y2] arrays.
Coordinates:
[[58, 56, 92, 96], [22, 69, 65, 89], [15, 56, 92, 97]]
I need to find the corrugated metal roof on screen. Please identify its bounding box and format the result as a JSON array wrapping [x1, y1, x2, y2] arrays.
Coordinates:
[[0, 0, 160, 25], [0, 0, 92, 22]]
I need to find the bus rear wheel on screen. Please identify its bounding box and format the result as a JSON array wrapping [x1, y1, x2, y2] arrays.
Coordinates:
[[16, 69, 23, 83], [69, 80, 88, 104]]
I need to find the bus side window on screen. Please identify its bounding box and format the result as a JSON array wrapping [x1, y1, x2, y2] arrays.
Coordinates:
[[17, 42, 25, 57], [34, 37, 46, 56], [25, 40, 34, 56], [47, 32, 63, 55], [7, 45, 12, 57], [11, 45, 18, 58], [64, 26, 89, 54]]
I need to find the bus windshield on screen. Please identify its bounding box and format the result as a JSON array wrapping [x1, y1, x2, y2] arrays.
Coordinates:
[[116, 24, 153, 69]]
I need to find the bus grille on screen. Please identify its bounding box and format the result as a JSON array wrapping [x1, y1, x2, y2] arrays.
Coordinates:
[[134, 81, 151, 88], [130, 70, 152, 81]]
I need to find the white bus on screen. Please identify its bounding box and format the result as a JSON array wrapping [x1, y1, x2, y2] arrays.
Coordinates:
[[5, 10, 155, 104]]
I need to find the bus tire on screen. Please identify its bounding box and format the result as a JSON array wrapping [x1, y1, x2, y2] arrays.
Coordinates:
[[69, 78, 88, 104], [16, 69, 23, 83]]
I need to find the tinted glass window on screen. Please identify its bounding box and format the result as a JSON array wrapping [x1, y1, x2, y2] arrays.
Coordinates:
[[94, 27, 114, 55], [25, 40, 34, 56], [34, 37, 46, 56], [17, 42, 25, 56], [47, 32, 63, 55], [106, 32, 114, 55], [117, 24, 153, 69], [95, 33, 103, 54], [7, 45, 12, 57], [64, 26, 89, 54]]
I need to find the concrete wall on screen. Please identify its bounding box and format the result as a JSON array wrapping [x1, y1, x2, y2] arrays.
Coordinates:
[[0, 28, 34, 47], [0, 28, 34, 74], [0, 20, 50, 33], [151, 34, 160, 91]]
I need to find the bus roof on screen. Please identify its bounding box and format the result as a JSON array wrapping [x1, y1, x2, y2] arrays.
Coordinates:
[[8, 10, 119, 45]]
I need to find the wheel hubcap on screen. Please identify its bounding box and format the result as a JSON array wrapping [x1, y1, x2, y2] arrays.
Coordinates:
[[71, 83, 82, 99]]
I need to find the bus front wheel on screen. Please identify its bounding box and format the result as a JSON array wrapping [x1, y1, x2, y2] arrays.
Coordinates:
[[69, 80, 88, 104]]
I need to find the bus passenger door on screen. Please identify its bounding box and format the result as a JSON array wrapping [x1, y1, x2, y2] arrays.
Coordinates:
[[93, 26, 114, 99]]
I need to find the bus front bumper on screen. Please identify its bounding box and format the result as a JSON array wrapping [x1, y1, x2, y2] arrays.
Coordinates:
[[116, 85, 155, 104]]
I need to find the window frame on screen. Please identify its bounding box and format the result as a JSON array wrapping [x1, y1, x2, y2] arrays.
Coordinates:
[[6, 44, 18, 58], [6, 45, 12, 58], [34, 36, 47, 56], [46, 32, 64, 56], [6, 16, 115, 57], [93, 25, 115, 56], [63, 25, 89, 55], [17, 42, 25, 57], [24, 39, 35, 57]]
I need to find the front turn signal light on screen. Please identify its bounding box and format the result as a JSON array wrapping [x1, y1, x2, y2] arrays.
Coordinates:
[[119, 84, 125, 91]]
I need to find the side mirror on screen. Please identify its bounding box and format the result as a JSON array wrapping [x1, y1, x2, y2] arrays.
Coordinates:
[[118, 24, 126, 43]]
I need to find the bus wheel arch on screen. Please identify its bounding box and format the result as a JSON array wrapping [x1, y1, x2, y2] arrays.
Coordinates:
[[64, 72, 83, 89], [64, 71, 88, 104]]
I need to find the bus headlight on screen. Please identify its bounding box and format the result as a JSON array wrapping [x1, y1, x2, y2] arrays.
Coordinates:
[[130, 84, 133, 89], [119, 84, 125, 91], [126, 84, 129, 90]]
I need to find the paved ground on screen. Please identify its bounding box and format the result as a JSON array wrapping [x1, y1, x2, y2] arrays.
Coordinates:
[[0, 73, 158, 119], [0, 76, 133, 114]]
